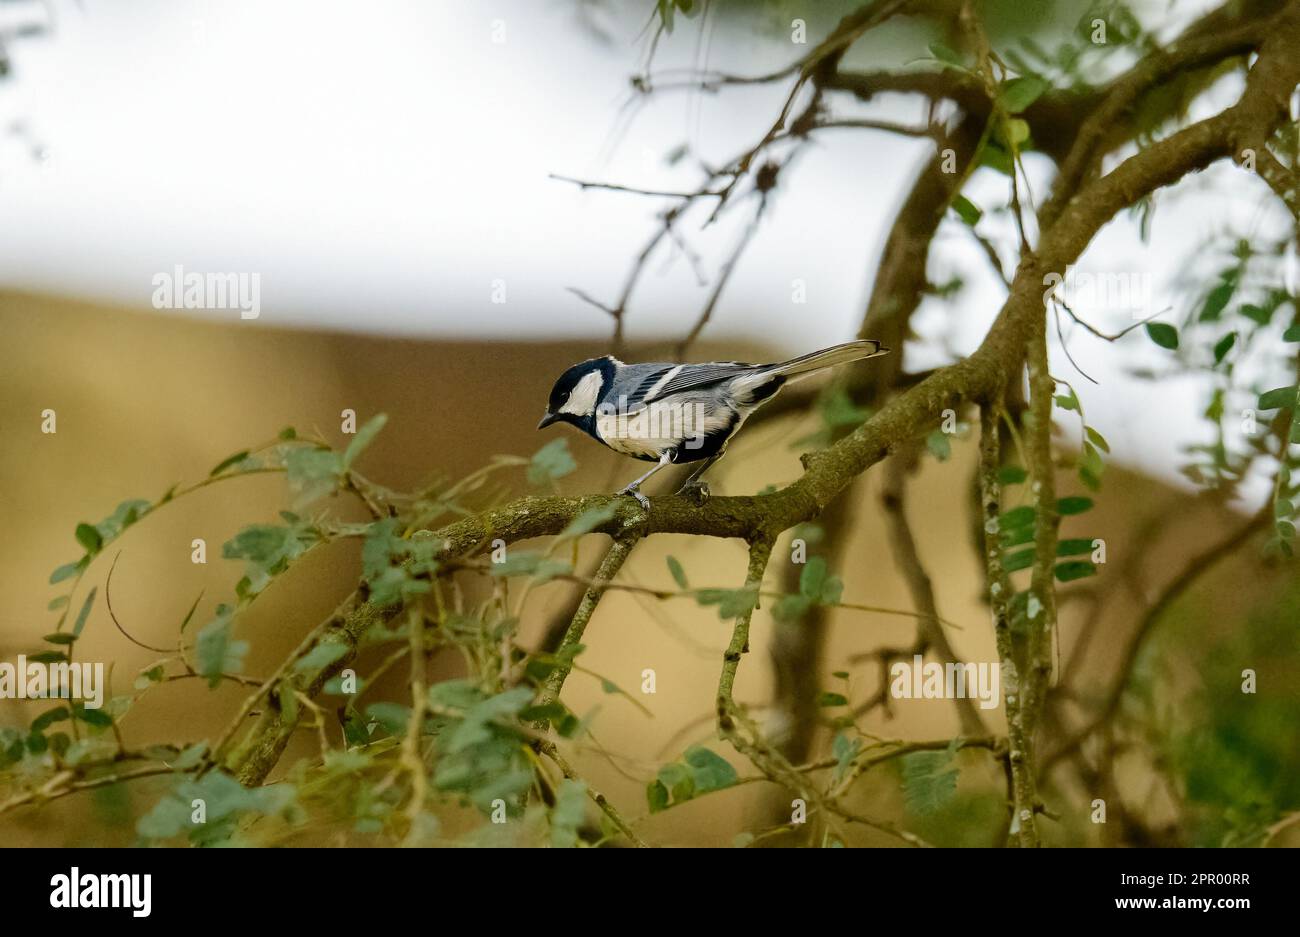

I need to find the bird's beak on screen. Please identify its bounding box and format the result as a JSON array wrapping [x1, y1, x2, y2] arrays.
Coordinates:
[[537, 412, 558, 430]]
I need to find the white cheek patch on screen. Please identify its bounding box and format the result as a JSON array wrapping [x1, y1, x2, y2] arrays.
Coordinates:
[[559, 370, 604, 416]]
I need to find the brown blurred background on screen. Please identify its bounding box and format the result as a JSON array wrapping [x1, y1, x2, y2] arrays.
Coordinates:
[[4, 290, 1294, 847]]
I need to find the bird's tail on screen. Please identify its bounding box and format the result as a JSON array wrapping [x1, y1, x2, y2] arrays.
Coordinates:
[[765, 340, 889, 378]]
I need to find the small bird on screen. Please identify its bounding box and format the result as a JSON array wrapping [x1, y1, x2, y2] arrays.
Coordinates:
[[537, 340, 889, 507]]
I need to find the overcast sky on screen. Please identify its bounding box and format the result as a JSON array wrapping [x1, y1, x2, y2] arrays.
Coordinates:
[[0, 0, 1289, 502]]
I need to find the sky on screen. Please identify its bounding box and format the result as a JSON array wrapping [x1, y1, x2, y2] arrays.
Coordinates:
[[0, 0, 1291, 501]]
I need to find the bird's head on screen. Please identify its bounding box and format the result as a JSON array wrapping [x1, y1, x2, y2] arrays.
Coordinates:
[[538, 356, 618, 430]]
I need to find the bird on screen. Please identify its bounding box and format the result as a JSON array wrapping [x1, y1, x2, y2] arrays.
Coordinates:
[[537, 340, 889, 507]]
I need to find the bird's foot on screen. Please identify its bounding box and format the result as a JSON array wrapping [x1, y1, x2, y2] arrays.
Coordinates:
[[676, 479, 711, 504], [618, 485, 651, 510]]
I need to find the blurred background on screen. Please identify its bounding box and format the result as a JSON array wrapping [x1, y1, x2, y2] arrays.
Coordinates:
[[1, 0, 1297, 846]]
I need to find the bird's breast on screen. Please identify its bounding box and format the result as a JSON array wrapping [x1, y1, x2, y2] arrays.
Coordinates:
[[594, 397, 738, 461]]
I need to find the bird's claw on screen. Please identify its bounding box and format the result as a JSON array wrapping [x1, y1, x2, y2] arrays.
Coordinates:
[[619, 486, 651, 510]]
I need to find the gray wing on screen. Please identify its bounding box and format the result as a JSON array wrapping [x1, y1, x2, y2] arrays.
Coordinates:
[[607, 363, 677, 411], [642, 361, 763, 404]]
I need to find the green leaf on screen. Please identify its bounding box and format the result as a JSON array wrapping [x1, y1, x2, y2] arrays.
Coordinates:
[[1002, 548, 1035, 572], [1054, 560, 1097, 582], [832, 731, 861, 784], [47, 595, 69, 611], [1004, 118, 1030, 147], [1283, 324, 1300, 342], [550, 779, 588, 848], [1204, 388, 1225, 423], [998, 75, 1048, 113], [49, 560, 83, 585], [928, 41, 965, 68], [361, 518, 440, 607], [1240, 303, 1272, 326], [92, 499, 152, 545], [27, 651, 67, 664], [75, 523, 102, 555], [343, 413, 388, 468], [1213, 332, 1237, 364], [1084, 426, 1110, 454], [31, 706, 70, 732], [657, 762, 694, 804], [1145, 322, 1178, 349], [527, 438, 576, 485], [44, 632, 76, 645], [997, 465, 1028, 485], [1057, 496, 1094, 515], [519, 701, 567, 725], [999, 506, 1036, 530], [646, 779, 669, 813], [1053, 390, 1080, 412], [365, 702, 410, 737], [75, 706, 113, 728], [683, 746, 737, 793], [926, 429, 952, 461], [798, 557, 827, 600], [1056, 538, 1095, 557], [137, 771, 296, 842], [951, 195, 982, 227], [285, 447, 343, 504], [167, 743, 210, 769], [223, 525, 303, 565], [1258, 386, 1297, 410], [999, 525, 1035, 549], [488, 551, 569, 583], [818, 572, 843, 606], [71, 587, 96, 638], [293, 643, 350, 676], [194, 606, 247, 688], [979, 140, 1014, 175], [823, 389, 870, 428], [771, 593, 812, 623], [695, 586, 759, 620], [656, 0, 674, 32], [135, 664, 165, 690], [1199, 279, 1235, 322], [223, 522, 317, 597], [1080, 442, 1105, 482], [817, 691, 849, 708], [1079, 462, 1099, 494], [557, 504, 617, 540], [666, 556, 689, 590], [209, 450, 251, 476], [901, 750, 959, 816], [796, 557, 843, 606]]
